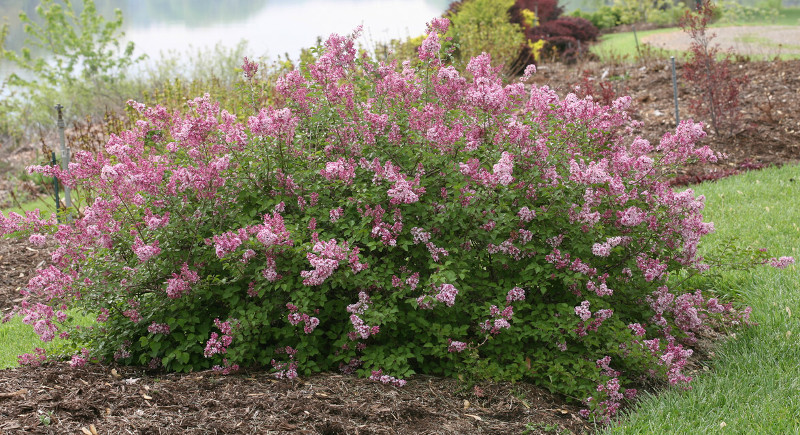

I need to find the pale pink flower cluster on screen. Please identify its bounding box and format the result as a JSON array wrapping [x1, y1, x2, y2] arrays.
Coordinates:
[[301, 238, 353, 286], [248, 107, 299, 144], [480, 304, 515, 335], [595, 355, 620, 377], [434, 284, 459, 307], [212, 358, 240, 375], [143, 211, 170, 230], [592, 377, 624, 422], [132, 236, 161, 263], [586, 280, 613, 297], [418, 31, 441, 61], [769, 256, 795, 269], [204, 318, 236, 358], [68, 348, 91, 368], [320, 158, 356, 185], [165, 262, 200, 299], [346, 291, 371, 315], [349, 314, 379, 340], [148, 322, 171, 335], [575, 301, 592, 321], [122, 309, 142, 323], [487, 239, 521, 260], [447, 339, 468, 353], [506, 287, 526, 303], [591, 236, 630, 257], [18, 347, 47, 366], [618, 206, 647, 227], [410, 227, 431, 244], [409, 227, 448, 262], [627, 323, 646, 336], [369, 369, 406, 387], [569, 159, 611, 185], [28, 233, 46, 246], [286, 303, 320, 334], [241, 56, 259, 80], [637, 254, 669, 282], [492, 152, 515, 186], [329, 207, 344, 222], [272, 346, 298, 379], [517, 206, 536, 222], [26, 265, 74, 300], [212, 232, 243, 258], [255, 212, 293, 248]]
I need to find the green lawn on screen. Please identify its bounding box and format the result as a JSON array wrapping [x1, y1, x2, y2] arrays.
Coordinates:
[[591, 7, 800, 63], [606, 163, 800, 433]]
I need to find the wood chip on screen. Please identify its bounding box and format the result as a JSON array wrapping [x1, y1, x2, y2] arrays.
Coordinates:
[[0, 389, 27, 399], [142, 394, 153, 400], [465, 414, 482, 421], [89, 424, 99, 435], [81, 428, 92, 435]]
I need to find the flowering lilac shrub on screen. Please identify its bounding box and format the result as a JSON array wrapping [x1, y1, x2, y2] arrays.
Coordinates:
[[1, 20, 788, 422]]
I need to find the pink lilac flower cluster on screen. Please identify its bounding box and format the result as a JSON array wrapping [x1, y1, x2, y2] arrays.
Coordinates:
[[301, 238, 367, 286], [286, 303, 320, 334], [18, 347, 47, 366], [147, 322, 171, 335], [204, 318, 237, 358], [474, 287, 527, 336], [212, 358, 240, 375], [131, 236, 161, 263], [768, 256, 795, 269], [272, 346, 298, 379], [346, 291, 371, 315], [447, 339, 468, 353], [69, 348, 91, 368], [416, 283, 459, 309], [165, 262, 200, 299], [348, 314, 379, 340], [320, 158, 357, 184], [241, 56, 259, 80], [369, 369, 406, 387]]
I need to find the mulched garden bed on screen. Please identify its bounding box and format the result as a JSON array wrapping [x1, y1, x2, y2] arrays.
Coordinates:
[[1, 56, 798, 434]]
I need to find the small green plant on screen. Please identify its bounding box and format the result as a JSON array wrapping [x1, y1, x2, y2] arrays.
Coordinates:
[[1, 0, 144, 137], [37, 410, 53, 426]]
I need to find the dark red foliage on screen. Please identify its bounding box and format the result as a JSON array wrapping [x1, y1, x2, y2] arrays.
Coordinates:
[[509, 0, 564, 25], [679, 1, 749, 136], [573, 70, 626, 107], [532, 17, 598, 42]]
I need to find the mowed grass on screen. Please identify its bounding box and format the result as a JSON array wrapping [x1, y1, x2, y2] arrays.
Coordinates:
[[0, 310, 94, 369], [591, 7, 800, 62], [606, 163, 800, 433]]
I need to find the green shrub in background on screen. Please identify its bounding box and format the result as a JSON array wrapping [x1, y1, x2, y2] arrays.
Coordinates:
[[446, 0, 527, 76], [0, 0, 145, 139], [571, 0, 691, 29]]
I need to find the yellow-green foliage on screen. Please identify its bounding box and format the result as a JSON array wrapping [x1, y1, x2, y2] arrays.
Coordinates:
[[528, 39, 546, 62], [447, 0, 526, 76], [521, 8, 539, 28]]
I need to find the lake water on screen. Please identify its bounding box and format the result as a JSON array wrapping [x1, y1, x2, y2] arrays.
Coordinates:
[[1, 0, 610, 80], [1, 0, 451, 79]]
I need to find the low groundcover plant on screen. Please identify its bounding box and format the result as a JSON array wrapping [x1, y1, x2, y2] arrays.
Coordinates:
[[1, 19, 793, 422]]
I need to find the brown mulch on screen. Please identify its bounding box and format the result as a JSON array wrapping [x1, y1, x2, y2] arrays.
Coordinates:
[[0, 362, 589, 434], [1, 56, 799, 434]]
